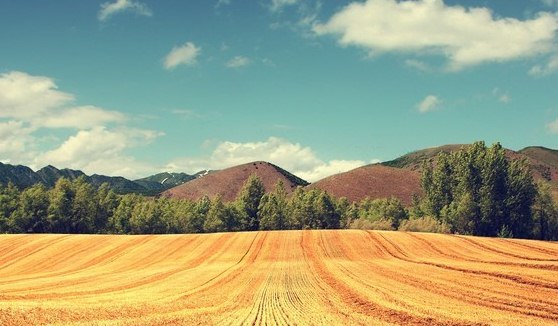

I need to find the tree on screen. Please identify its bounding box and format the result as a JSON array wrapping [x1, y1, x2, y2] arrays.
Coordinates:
[[47, 178, 74, 233], [237, 174, 265, 231], [533, 182, 558, 240], [70, 177, 97, 233], [10, 183, 49, 233], [109, 194, 142, 234], [420, 141, 539, 239], [204, 195, 227, 233], [258, 180, 288, 230], [96, 183, 120, 233], [0, 182, 19, 232]]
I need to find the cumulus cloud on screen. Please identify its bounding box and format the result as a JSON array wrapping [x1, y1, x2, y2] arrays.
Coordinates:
[[417, 95, 441, 113], [41, 106, 126, 129], [37, 127, 162, 178], [0, 121, 35, 163], [225, 56, 251, 68], [98, 0, 152, 21], [0, 71, 163, 179], [164, 42, 201, 70], [0, 71, 74, 120], [0, 71, 126, 129], [529, 55, 558, 76], [165, 137, 368, 182], [313, 0, 558, 71]]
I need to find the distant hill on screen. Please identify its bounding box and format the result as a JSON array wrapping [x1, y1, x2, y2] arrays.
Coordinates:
[[0, 163, 197, 195], [134, 172, 198, 192], [162, 161, 309, 201], [381, 144, 465, 171], [307, 164, 421, 205], [3, 143, 558, 202], [0, 162, 44, 188], [380, 144, 558, 198]]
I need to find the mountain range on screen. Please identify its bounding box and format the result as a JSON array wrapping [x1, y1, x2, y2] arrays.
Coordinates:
[[1, 144, 557, 203]]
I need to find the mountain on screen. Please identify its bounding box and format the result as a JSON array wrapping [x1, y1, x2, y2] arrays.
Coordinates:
[[36, 165, 87, 187], [381, 144, 465, 171], [0, 163, 195, 195], [0, 162, 43, 188], [162, 161, 309, 201], [307, 164, 421, 205], [134, 172, 201, 192]]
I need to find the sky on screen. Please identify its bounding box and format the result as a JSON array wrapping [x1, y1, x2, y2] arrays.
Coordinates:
[[1, 0, 558, 182]]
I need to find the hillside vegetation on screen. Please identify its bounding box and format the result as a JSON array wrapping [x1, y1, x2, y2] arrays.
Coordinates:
[[0, 230, 557, 325]]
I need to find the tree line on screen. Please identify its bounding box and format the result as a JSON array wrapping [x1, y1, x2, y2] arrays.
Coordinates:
[[1, 141, 557, 240]]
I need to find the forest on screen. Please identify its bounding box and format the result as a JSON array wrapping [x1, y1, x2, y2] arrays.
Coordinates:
[[1, 142, 557, 240]]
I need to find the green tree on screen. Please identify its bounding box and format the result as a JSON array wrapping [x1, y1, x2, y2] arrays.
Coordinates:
[[47, 178, 74, 233], [258, 180, 288, 230], [96, 183, 120, 233], [533, 183, 558, 240], [237, 174, 265, 231], [204, 195, 227, 233], [70, 177, 97, 233], [10, 183, 49, 233], [109, 194, 142, 234], [0, 182, 20, 232]]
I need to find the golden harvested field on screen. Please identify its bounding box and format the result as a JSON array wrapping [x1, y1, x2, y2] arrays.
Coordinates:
[[0, 230, 557, 325]]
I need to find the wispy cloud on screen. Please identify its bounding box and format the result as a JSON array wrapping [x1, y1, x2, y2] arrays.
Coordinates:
[[164, 42, 201, 70], [529, 55, 558, 76], [313, 0, 558, 71], [492, 88, 511, 104], [417, 95, 441, 113], [270, 0, 299, 12], [226, 56, 251, 68], [405, 59, 431, 72], [546, 117, 558, 133], [98, 0, 152, 22]]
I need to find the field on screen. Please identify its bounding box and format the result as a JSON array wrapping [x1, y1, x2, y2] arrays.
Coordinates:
[[0, 230, 557, 325]]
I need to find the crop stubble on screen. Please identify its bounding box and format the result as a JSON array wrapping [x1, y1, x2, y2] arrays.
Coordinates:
[[0, 230, 556, 325]]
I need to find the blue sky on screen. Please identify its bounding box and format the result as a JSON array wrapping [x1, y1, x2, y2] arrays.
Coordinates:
[[1, 0, 558, 181]]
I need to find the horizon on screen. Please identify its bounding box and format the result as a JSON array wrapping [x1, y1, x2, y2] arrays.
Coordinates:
[[1, 0, 558, 182]]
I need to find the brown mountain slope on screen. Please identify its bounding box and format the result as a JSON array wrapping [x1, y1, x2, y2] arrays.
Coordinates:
[[383, 144, 558, 184], [162, 161, 309, 201], [307, 164, 421, 205]]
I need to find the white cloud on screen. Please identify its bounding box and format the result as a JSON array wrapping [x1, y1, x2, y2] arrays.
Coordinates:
[[0, 71, 127, 129], [164, 42, 201, 70], [37, 127, 162, 178], [492, 88, 511, 103], [98, 0, 152, 22], [0, 71, 74, 120], [547, 118, 558, 133], [226, 56, 251, 68], [313, 0, 558, 71], [417, 95, 441, 113], [41, 106, 125, 129], [529, 55, 558, 76], [0, 71, 163, 179], [165, 137, 368, 182], [271, 0, 299, 12], [405, 59, 431, 72], [0, 121, 35, 163]]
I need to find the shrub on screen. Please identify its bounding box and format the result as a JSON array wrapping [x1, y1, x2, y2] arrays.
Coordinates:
[[349, 218, 394, 231], [398, 216, 450, 234]]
